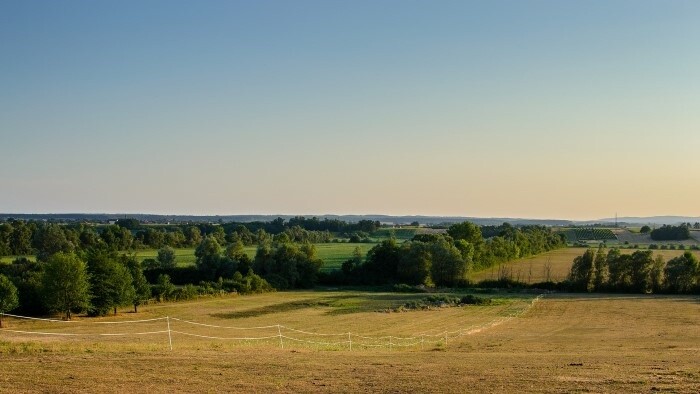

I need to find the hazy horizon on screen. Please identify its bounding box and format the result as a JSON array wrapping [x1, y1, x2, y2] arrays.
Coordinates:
[[2, 1, 699, 220]]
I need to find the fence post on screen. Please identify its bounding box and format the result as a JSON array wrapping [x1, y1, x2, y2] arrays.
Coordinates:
[[277, 325, 283, 349], [420, 335, 424, 351], [166, 316, 173, 351], [348, 332, 352, 351]]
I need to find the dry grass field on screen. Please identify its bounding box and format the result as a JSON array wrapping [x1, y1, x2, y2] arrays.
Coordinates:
[[1, 290, 699, 393], [470, 248, 700, 284]]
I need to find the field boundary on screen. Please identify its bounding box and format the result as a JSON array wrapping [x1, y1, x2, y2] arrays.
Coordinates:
[[0, 295, 543, 351]]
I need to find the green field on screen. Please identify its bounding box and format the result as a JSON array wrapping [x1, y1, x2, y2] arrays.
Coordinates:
[[130, 243, 377, 272], [0, 255, 36, 264]]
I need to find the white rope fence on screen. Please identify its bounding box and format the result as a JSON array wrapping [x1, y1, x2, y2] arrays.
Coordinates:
[[0, 294, 544, 351]]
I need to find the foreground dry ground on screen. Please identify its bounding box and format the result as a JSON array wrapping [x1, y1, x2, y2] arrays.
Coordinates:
[[1, 293, 699, 393]]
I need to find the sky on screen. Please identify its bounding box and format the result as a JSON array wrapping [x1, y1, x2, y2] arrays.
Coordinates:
[[1, 1, 699, 220]]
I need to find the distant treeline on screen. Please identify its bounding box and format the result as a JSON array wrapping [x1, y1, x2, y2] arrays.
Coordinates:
[[650, 224, 692, 241], [323, 223, 566, 286], [0, 217, 381, 257], [568, 247, 699, 294]]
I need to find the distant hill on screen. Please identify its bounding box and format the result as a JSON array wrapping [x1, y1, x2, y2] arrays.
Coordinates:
[[0, 213, 572, 226], [591, 216, 700, 226], [1, 213, 696, 227]]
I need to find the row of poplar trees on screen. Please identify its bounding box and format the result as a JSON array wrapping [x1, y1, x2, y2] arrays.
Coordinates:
[[569, 247, 700, 293]]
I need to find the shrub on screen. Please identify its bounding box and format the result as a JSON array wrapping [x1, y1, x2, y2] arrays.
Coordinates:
[[460, 294, 493, 305], [392, 284, 428, 293], [172, 284, 199, 301]]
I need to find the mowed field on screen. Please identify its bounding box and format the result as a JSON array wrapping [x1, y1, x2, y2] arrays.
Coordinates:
[[0, 291, 698, 393], [470, 247, 700, 283]]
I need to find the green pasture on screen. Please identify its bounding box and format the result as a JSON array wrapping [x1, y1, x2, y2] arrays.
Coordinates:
[[130, 242, 377, 271], [0, 255, 37, 264]]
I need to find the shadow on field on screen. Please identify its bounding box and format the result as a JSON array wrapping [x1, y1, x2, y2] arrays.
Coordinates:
[[211, 293, 434, 319]]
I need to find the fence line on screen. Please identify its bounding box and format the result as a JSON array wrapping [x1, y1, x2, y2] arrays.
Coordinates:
[[3, 313, 168, 324], [0, 294, 544, 351]]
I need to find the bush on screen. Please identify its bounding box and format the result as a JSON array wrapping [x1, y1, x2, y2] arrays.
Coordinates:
[[172, 284, 199, 301], [475, 278, 527, 289], [394, 294, 493, 311], [460, 294, 493, 305], [392, 284, 427, 293]]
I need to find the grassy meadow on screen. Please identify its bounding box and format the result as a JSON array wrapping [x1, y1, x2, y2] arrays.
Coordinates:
[[128, 243, 377, 272], [1, 291, 698, 392]]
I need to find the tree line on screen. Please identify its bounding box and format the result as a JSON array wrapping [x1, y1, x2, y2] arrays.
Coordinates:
[[568, 247, 699, 293], [325, 222, 566, 286], [0, 220, 567, 319], [0, 232, 329, 319], [650, 224, 691, 241], [0, 220, 355, 258]]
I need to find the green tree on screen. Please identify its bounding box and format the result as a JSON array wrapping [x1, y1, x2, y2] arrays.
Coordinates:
[[430, 238, 468, 287], [186, 226, 203, 247], [34, 223, 75, 262], [568, 249, 596, 291], [0, 274, 19, 327], [155, 274, 175, 302], [157, 246, 177, 269], [629, 250, 655, 293], [593, 246, 609, 291], [640, 225, 651, 234], [122, 256, 151, 313], [447, 222, 484, 254], [10, 221, 33, 256], [360, 239, 401, 285], [665, 252, 699, 293], [606, 249, 629, 290], [650, 255, 665, 293], [253, 241, 323, 289], [42, 253, 91, 320], [195, 236, 223, 280], [341, 246, 364, 275], [397, 241, 432, 285], [0, 223, 13, 256], [86, 252, 135, 316], [115, 218, 140, 230]]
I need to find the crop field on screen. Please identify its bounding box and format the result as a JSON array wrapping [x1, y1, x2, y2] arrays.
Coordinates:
[[562, 228, 617, 242], [470, 247, 700, 284], [1, 291, 698, 392], [310, 243, 377, 271]]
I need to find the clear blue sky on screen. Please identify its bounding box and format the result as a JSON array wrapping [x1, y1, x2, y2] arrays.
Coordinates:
[[1, 1, 699, 220]]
